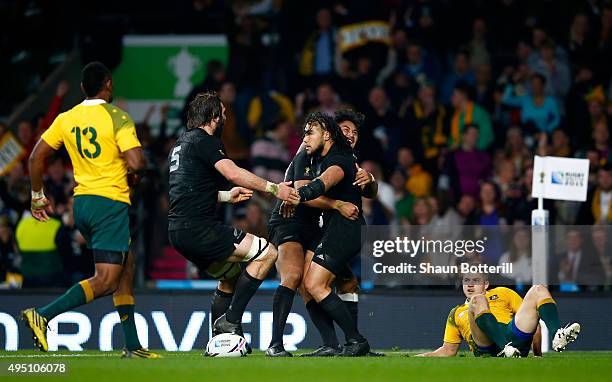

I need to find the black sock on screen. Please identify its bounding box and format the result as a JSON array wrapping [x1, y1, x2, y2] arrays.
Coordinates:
[[226, 271, 263, 324], [319, 293, 363, 342], [211, 288, 234, 324], [305, 300, 339, 348], [269, 285, 296, 348], [344, 301, 358, 329]]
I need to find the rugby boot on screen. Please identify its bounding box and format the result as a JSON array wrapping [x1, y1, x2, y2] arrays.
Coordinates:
[[553, 323, 581, 352], [21, 308, 49, 352]]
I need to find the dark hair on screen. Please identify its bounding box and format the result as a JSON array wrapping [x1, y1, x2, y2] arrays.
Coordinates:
[[453, 81, 474, 100], [530, 72, 547, 85], [186, 91, 222, 129], [304, 111, 351, 152], [463, 123, 479, 133], [334, 108, 365, 130], [81, 62, 112, 97]]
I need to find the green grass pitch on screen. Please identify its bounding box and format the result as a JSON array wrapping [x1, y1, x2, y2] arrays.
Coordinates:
[[1, 350, 611, 382]]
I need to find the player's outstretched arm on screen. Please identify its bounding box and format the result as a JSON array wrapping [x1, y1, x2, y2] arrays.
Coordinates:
[[28, 139, 56, 222], [215, 158, 298, 202], [415, 342, 459, 357]]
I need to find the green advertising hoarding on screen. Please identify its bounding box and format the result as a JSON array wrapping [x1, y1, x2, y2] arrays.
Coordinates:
[[112, 35, 228, 130]]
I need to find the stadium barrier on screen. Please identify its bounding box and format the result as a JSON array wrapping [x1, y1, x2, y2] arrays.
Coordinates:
[[1, 291, 610, 351]]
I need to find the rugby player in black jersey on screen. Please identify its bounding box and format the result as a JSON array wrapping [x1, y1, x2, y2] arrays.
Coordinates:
[[167, 92, 299, 344], [265, 110, 380, 357], [289, 112, 371, 356]]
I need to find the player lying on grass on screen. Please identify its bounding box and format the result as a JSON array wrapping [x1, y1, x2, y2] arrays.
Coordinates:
[[23, 62, 159, 358], [416, 269, 581, 357]]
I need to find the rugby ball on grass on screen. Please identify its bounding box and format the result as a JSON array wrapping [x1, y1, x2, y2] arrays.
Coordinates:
[[205, 333, 248, 357]]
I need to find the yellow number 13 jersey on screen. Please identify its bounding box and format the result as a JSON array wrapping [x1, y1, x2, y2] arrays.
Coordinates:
[[41, 99, 141, 205]]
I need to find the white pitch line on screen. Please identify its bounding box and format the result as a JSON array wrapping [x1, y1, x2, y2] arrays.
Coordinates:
[[0, 354, 117, 358]]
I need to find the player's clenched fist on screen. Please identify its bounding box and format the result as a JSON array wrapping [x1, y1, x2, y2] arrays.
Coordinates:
[[335, 201, 359, 220], [31, 191, 53, 222]]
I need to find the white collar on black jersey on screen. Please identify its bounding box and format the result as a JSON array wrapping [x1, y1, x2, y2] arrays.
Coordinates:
[[81, 99, 107, 106]]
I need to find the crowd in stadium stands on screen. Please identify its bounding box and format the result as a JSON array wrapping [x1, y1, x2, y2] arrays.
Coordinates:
[[1, 0, 612, 289]]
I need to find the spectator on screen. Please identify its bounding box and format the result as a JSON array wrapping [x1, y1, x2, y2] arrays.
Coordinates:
[[577, 164, 612, 224], [390, 170, 414, 225], [400, 81, 447, 175], [247, 89, 295, 136], [180, 60, 226, 125], [363, 86, 398, 165], [475, 180, 506, 265], [554, 229, 585, 285], [498, 227, 532, 284], [505, 166, 555, 225], [396, 147, 432, 197], [440, 51, 476, 105], [549, 129, 572, 157], [501, 73, 561, 134], [250, 119, 292, 185], [16, 119, 35, 172], [298, 8, 337, 79], [411, 197, 434, 226], [474, 64, 495, 113], [456, 193, 477, 224], [530, 40, 572, 102], [218, 82, 250, 166], [15, 211, 64, 287], [400, 42, 439, 86], [589, 121, 611, 164], [43, 156, 72, 216], [0, 217, 20, 288], [361, 160, 395, 221], [443, 125, 492, 201], [567, 13, 597, 71], [466, 18, 491, 70], [448, 82, 493, 150], [362, 196, 389, 225], [493, 159, 520, 203], [503, 127, 531, 177], [586, 225, 612, 288]]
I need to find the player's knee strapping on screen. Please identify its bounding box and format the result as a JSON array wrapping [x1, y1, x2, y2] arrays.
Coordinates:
[[207, 262, 241, 280], [245, 237, 271, 262]]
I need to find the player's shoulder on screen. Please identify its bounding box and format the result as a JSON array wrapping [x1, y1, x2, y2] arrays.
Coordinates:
[[446, 304, 466, 326], [487, 287, 518, 300], [96, 103, 134, 128]]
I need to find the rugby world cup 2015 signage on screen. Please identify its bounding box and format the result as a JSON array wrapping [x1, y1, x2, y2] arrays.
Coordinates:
[[111, 35, 228, 127], [532, 156, 590, 202]]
